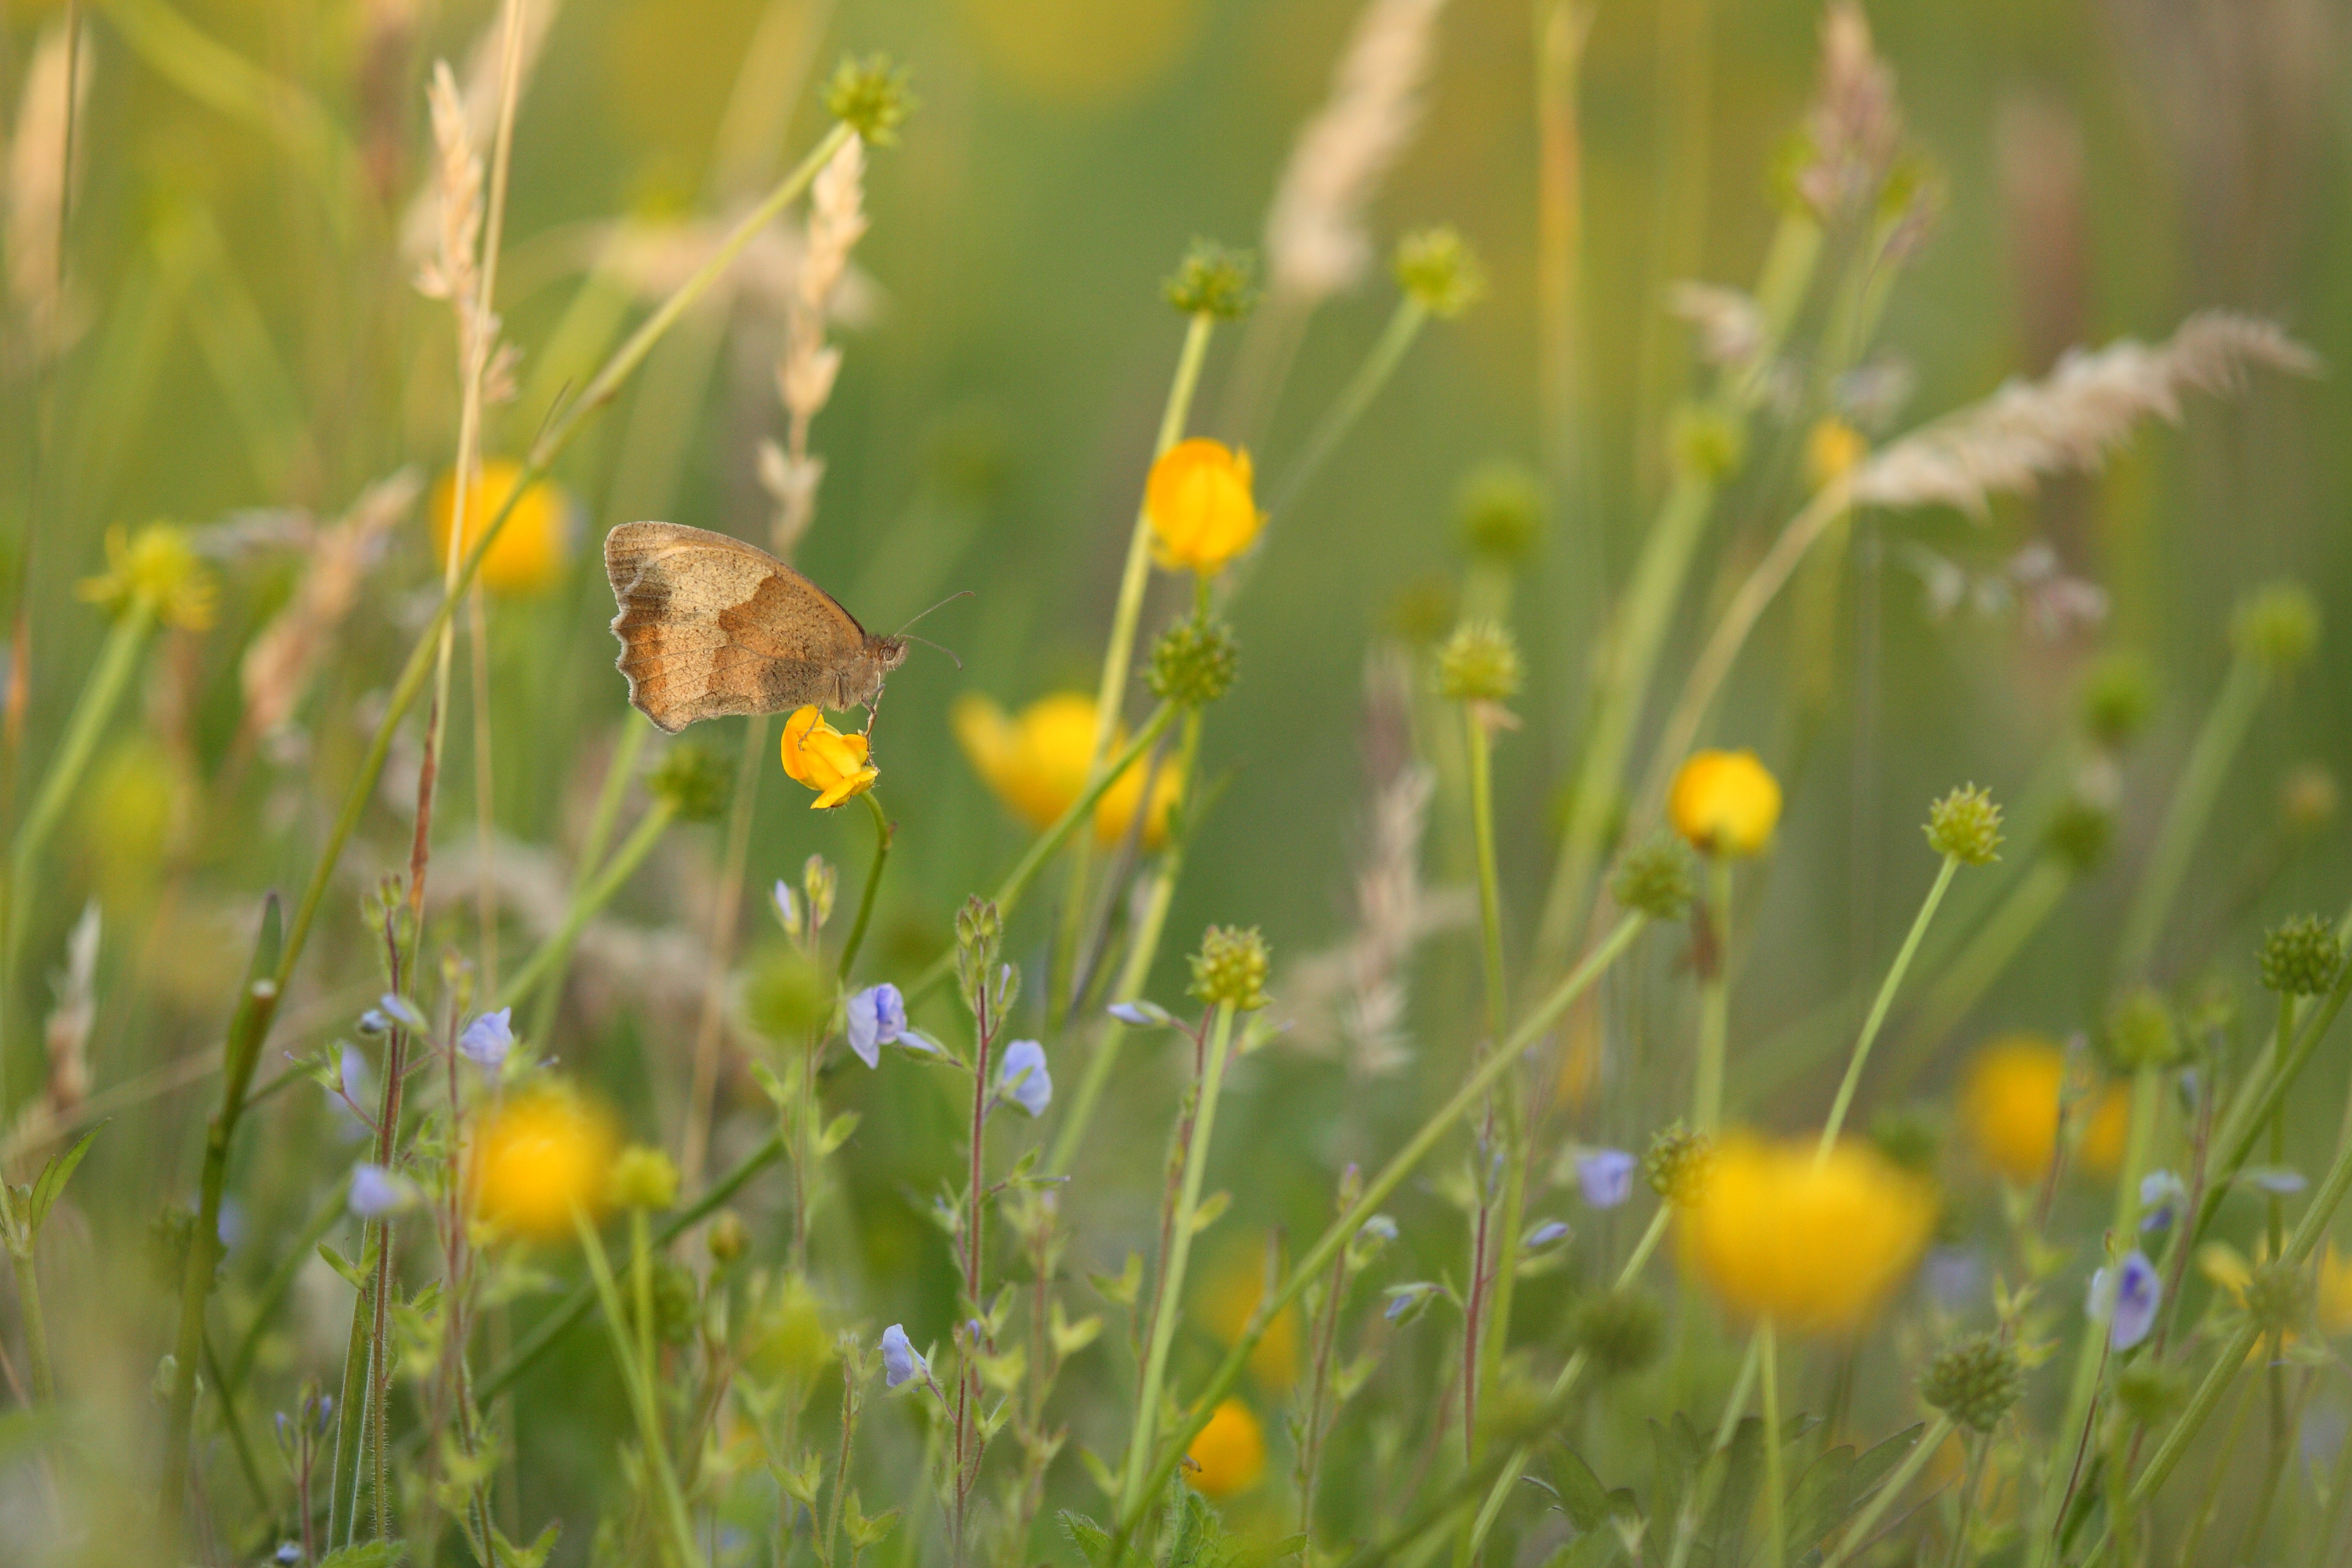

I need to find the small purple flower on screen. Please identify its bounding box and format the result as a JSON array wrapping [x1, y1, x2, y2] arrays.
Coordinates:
[[458, 1007, 514, 1070], [1359, 1215, 1399, 1243], [1575, 1149, 1637, 1210], [845, 984, 939, 1068], [218, 1197, 246, 1250], [998, 1039, 1052, 1117], [1108, 1000, 1171, 1027], [881, 1323, 927, 1389], [2139, 1170, 2186, 1232], [276, 1544, 302, 1566], [1384, 1282, 1439, 1322], [2244, 1166, 2308, 1195], [2088, 1250, 2161, 1351], [377, 992, 428, 1033], [358, 1008, 391, 1036], [1926, 1246, 1982, 1312], [1524, 1221, 1571, 1249], [773, 880, 799, 930], [348, 1163, 407, 1220]]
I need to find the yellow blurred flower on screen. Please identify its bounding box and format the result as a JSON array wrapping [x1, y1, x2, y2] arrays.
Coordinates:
[[2076, 1082, 2132, 1176], [428, 458, 572, 596], [474, 1091, 619, 1241], [781, 705, 880, 809], [1195, 1246, 1299, 1391], [77, 523, 215, 630], [952, 692, 1180, 848], [1679, 1132, 1937, 1334], [1959, 1036, 2065, 1183], [1147, 439, 1264, 576], [1184, 1398, 1266, 1498], [1805, 417, 1867, 489], [1667, 750, 1782, 858], [2321, 1246, 2352, 1336]]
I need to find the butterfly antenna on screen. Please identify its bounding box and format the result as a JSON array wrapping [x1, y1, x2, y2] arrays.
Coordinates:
[[893, 589, 975, 638], [901, 633, 964, 671]]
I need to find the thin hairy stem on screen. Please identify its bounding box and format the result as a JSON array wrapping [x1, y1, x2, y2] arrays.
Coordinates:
[[1817, 853, 1959, 1157]]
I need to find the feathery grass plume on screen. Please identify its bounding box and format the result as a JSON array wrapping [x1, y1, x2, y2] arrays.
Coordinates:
[[1852, 312, 2321, 515], [762, 131, 869, 557], [416, 62, 502, 390], [4, 901, 102, 1152], [239, 471, 421, 742], [1281, 650, 1471, 1076], [1795, 1, 1901, 219], [1263, 0, 1448, 304], [5, 22, 89, 359], [396, 0, 561, 261]]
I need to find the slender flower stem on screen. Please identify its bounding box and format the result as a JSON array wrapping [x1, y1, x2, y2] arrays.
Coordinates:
[[1465, 711, 1509, 1038], [574, 1208, 705, 1568], [1945, 1431, 1985, 1568], [1269, 296, 1429, 518], [1462, 704, 1524, 1511], [1817, 1415, 1953, 1568], [681, 713, 768, 1187], [1120, 1002, 1238, 1515], [2183, 960, 2352, 1253], [497, 800, 678, 1008], [1759, 1319, 1786, 1568], [530, 717, 653, 1048], [1695, 858, 1731, 1130], [1817, 853, 1959, 1157], [2114, 650, 2267, 981], [837, 791, 892, 981], [1882, 855, 2071, 1097], [1108, 915, 1651, 1556], [9, 1246, 52, 1404]]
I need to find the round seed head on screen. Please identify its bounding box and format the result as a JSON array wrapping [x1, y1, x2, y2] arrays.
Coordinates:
[[1612, 832, 1697, 923], [1394, 227, 1485, 318], [1455, 465, 1544, 566], [1925, 783, 2004, 866], [648, 742, 731, 823], [1189, 925, 1272, 1012], [1437, 621, 1523, 704], [1643, 1123, 1715, 1208], [1918, 1331, 2023, 1433], [2230, 581, 2319, 673], [2259, 915, 2343, 998], [2103, 988, 2182, 1071], [1163, 240, 1259, 320], [1148, 618, 1239, 708]]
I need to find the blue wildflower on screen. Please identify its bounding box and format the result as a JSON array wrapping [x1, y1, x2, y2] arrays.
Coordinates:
[[2089, 1250, 2161, 1350], [459, 1007, 514, 1070], [998, 1039, 1052, 1117], [846, 984, 941, 1068], [881, 1323, 927, 1389], [1575, 1149, 1638, 1209], [1525, 1221, 1572, 1249], [349, 1163, 407, 1219], [2140, 1170, 2187, 1232]]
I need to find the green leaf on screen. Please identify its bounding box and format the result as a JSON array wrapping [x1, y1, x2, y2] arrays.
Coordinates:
[[317, 1543, 405, 1568], [1076, 1445, 1121, 1498], [1549, 1448, 1612, 1534], [1089, 1250, 1143, 1307], [1059, 1510, 1116, 1567], [1189, 1190, 1232, 1235], [818, 1111, 861, 1155], [28, 1124, 105, 1232], [318, 1240, 370, 1292], [1707, 1415, 1763, 1567]]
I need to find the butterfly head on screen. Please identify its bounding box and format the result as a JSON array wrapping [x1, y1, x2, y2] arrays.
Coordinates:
[[871, 634, 910, 673]]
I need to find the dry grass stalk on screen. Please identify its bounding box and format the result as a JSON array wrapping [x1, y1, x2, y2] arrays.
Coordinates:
[[1853, 310, 2322, 515], [416, 63, 491, 379], [43, 903, 99, 1120], [1798, 1, 1901, 218], [1264, 0, 1448, 304], [762, 131, 868, 557], [6, 22, 91, 359], [396, 0, 563, 259], [240, 471, 423, 742]]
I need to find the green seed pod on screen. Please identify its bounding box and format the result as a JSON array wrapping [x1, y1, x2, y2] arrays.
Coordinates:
[[1163, 240, 1258, 320], [1189, 925, 1272, 1012], [1612, 832, 1697, 923], [1924, 783, 2004, 866], [1148, 618, 1239, 708], [1918, 1331, 2023, 1434], [2259, 915, 2344, 998], [1643, 1123, 1714, 1208], [1437, 621, 1523, 704]]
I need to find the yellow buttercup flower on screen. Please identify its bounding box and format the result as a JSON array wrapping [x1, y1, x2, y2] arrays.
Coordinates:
[[1668, 750, 1782, 858], [1195, 1245, 1300, 1391], [428, 458, 573, 596], [1805, 416, 1867, 489], [1959, 1036, 2066, 1183], [1146, 438, 1264, 575], [781, 705, 880, 809], [952, 692, 1180, 848], [1184, 1398, 1266, 1498], [474, 1091, 619, 1241], [1679, 1132, 1937, 1334], [77, 523, 216, 630]]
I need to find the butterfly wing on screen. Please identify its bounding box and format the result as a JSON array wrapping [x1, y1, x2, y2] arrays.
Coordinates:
[[605, 521, 870, 732]]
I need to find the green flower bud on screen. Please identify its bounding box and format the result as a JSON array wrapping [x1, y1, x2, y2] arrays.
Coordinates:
[[2114, 1361, 2189, 1428], [2082, 653, 2157, 749], [1147, 618, 1239, 708], [649, 742, 731, 823], [1670, 403, 1745, 482], [2230, 581, 2319, 673], [1455, 464, 1544, 567], [1394, 227, 1485, 318], [610, 1145, 681, 1210], [1568, 1290, 1664, 1379], [2281, 764, 2339, 836], [707, 1209, 750, 1266], [1642, 1123, 1714, 1208], [1610, 832, 1696, 923], [1918, 1331, 2023, 1434], [1436, 621, 1522, 704], [1924, 783, 2004, 866], [955, 895, 1004, 1015], [2259, 915, 2344, 998], [2243, 1259, 2314, 1338], [1163, 240, 1258, 320], [1189, 925, 1271, 1012], [1387, 577, 1456, 647], [2104, 988, 2181, 1071], [823, 55, 915, 147]]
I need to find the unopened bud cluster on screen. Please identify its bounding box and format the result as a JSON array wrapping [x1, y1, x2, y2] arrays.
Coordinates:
[[1148, 618, 1238, 708], [1437, 622, 1522, 704], [2259, 915, 2343, 998], [1643, 1123, 1714, 1207], [823, 55, 915, 146], [1189, 925, 1271, 1012], [649, 742, 731, 822], [1924, 784, 2003, 866], [2243, 1261, 2314, 1338], [1612, 833, 1696, 923], [2230, 581, 2319, 673], [1456, 465, 1543, 566], [1394, 227, 1485, 318], [1919, 1331, 2022, 1433], [2104, 988, 2181, 1071]]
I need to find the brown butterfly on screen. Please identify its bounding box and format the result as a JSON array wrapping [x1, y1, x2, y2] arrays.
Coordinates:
[[604, 521, 908, 734]]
